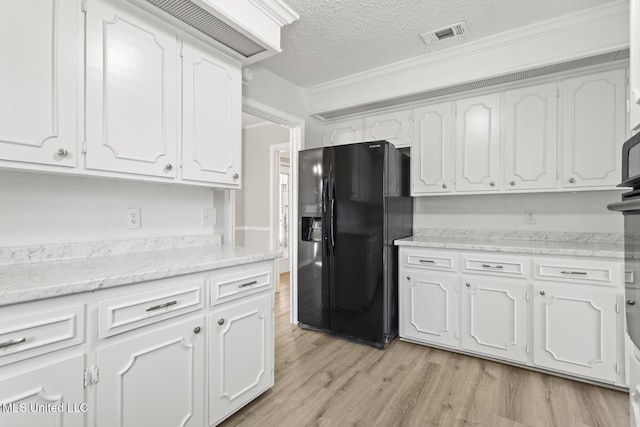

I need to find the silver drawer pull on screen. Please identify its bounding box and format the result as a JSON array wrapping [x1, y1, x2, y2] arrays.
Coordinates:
[[481, 264, 504, 269], [0, 337, 26, 349], [239, 280, 258, 288], [146, 300, 178, 312], [560, 271, 587, 276], [419, 259, 436, 264]]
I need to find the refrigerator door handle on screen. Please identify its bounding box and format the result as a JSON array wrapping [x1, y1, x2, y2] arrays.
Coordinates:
[[330, 197, 336, 252], [322, 178, 330, 257]]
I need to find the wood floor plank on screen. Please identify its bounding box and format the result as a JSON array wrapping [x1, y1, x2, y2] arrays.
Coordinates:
[[220, 276, 629, 427]]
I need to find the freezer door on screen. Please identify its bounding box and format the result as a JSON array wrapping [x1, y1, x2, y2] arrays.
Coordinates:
[[327, 142, 385, 343], [297, 148, 329, 330]]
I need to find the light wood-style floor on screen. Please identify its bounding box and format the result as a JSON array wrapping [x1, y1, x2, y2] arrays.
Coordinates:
[[220, 273, 629, 427]]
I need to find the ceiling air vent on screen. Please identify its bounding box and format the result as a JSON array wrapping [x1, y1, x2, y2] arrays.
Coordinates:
[[143, 0, 267, 57], [420, 21, 469, 45]]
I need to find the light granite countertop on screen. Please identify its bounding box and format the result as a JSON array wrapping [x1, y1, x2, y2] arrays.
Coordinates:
[[394, 229, 625, 258], [0, 244, 279, 307]]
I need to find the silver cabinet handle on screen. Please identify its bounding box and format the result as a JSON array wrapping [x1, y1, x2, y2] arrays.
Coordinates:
[[193, 326, 201, 334], [218, 319, 225, 325], [540, 291, 546, 296], [465, 283, 471, 287], [406, 276, 411, 281], [628, 300, 637, 306], [57, 148, 70, 158], [442, 183, 447, 189], [510, 180, 515, 186], [146, 300, 177, 312], [238, 280, 257, 288], [0, 337, 26, 349], [164, 163, 173, 171], [233, 173, 239, 181], [489, 181, 496, 187], [568, 177, 576, 184], [481, 264, 504, 269], [560, 271, 587, 276], [419, 259, 436, 264]]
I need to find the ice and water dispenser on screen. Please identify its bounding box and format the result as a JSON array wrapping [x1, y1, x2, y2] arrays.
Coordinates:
[[301, 204, 322, 242]]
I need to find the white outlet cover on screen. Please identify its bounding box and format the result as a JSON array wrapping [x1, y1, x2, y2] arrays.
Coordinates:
[[202, 208, 216, 226], [127, 208, 141, 229], [524, 209, 536, 225]]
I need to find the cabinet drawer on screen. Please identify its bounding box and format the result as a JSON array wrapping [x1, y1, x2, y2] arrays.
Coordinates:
[[0, 305, 84, 366], [534, 258, 619, 287], [210, 262, 272, 305], [462, 254, 529, 278], [98, 279, 204, 338], [404, 249, 457, 272]]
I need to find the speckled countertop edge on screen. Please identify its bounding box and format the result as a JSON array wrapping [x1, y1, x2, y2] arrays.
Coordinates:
[[0, 244, 279, 307]]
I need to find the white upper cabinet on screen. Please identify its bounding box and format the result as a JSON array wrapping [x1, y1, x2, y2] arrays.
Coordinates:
[[504, 83, 558, 191], [0, 0, 81, 168], [85, 0, 179, 178], [363, 109, 413, 148], [455, 94, 501, 192], [632, 0, 640, 132], [324, 118, 364, 146], [181, 36, 242, 187], [411, 102, 453, 194], [561, 69, 626, 188]]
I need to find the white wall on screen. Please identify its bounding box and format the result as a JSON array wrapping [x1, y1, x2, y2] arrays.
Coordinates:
[[242, 65, 324, 149], [0, 170, 218, 247], [413, 191, 624, 234], [236, 123, 290, 248]]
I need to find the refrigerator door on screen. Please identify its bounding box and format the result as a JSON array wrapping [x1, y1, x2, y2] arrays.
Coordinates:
[[297, 148, 329, 330], [327, 142, 386, 343]]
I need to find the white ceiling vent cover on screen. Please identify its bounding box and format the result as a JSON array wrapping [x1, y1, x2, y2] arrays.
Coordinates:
[[420, 21, 469, 45], [143, 0, 266, 57]]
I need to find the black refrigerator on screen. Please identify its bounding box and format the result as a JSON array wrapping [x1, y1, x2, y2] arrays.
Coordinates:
[[297, 141, 412, 348]]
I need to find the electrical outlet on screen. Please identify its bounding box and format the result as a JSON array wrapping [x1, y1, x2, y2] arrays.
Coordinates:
[[524, 209, 536, 225], [127, 208, 141, 229], [202, 208, 216, 226]]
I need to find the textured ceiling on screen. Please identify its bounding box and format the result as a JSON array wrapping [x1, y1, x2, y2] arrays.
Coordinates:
[[258, 0, 621, 88]]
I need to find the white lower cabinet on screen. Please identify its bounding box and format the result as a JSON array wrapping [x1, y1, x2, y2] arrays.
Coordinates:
[[460, 277, 528, 363], [532, 281, 617, 382], [0, 354, 85, 427], [398, 246, 624, 386], [97, 315, 205, 427], [208, 292, 274, 426], [401, 271, 458, 348]]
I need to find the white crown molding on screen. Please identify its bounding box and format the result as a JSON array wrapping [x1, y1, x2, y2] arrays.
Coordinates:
[[248, 0, 300, 26], [243, 120, 276, 130], [305, 0, 629, 115]]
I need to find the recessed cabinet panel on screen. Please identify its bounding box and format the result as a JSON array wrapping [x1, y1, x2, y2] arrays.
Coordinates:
[[324, 118, 364, 146], [363, 110, 413, 148], [0, 0, 80, 168], [400, 271, 458, 348], [97, 316, 204, 427], [86, 0, 178, 178], [455, 94, 501, 192], [461, 277, 528, 363], [412, 102, 453, 194], [504, 83, 558, 190], [562, 69, 626, 188], [0, 355, 85, 427], [182, 37, 242, 186], [533, 282, 616, 382]]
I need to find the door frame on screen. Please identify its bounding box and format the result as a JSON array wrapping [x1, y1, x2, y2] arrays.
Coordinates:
[[242, 97, 304, 324], [270, 143, 291, 284]]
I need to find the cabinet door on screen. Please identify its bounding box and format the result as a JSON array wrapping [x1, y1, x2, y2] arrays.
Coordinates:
[[86, 0, 179, 178], [561, 69, 626, 188], [460, 276, 528, 363], [455, 94, 501, 192], [209, 292, 273, 426], [411, 102, 453, 194], [97, 316, 204, 427], [504, 83, 558, 190], [400, 270, 458, 348], [533, 282, 617, 382], [181, 37, 242, 187], [324, 118, 364, 146], [363, 109, 413, 148], [0, 354, 85, 427], [0, 0, 81, 168]]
